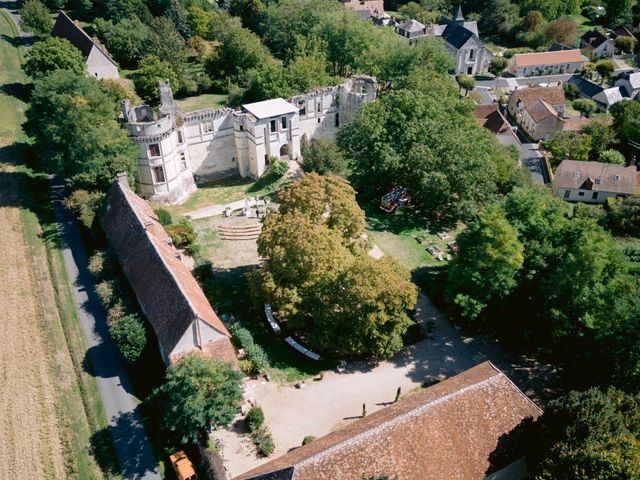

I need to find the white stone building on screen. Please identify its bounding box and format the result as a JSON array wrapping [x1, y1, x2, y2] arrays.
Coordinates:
[[122, 76, 377, 203]]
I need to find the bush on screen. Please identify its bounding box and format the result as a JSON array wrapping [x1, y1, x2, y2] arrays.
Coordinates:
[[252, 426, 275, 457], [302, 435, 316, 445], [95, 280, 116, 309], [109, 314, 147, 363], [229, 324, 255, 349], [165, 218, 196, 247], [245, 405, 265, 432], [64, 190, 105, 229], [269, 159, 289, 177], [244, 344, 270, 374], [106, 302, 126, 326], [88, 250, 106, 278], [154, 207, 173, 225]]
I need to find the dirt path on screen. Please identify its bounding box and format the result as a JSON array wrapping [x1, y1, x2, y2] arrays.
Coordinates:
[[0, 164, 67, 479]]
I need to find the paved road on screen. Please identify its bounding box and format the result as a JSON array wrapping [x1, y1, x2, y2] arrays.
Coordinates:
[[0, 0, 161, 476], [50, 180, 160, 480], [476, 73, 573, 89]]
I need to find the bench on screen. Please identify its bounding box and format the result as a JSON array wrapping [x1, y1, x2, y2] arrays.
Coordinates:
[[285, 337, 321, 361], [263, 303, 281, 334]]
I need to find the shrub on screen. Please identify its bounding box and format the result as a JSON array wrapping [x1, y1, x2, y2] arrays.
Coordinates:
[[252, 426, 275, 457], [270, 159, 289, 177], [245, 405, 265, 432], [230, 324, 255, 349], [154, 207, 173, 225], [245, 344, 270, 374], [302, 435, 316, 445], [109, 314, 147, 363], [238, 359, 254, 375], [165, 218, 196, 247], [88, 250, 106, 278], [95, 280, 116, 309], [64, 190, 105, 229], [106, 302, 126, 327]]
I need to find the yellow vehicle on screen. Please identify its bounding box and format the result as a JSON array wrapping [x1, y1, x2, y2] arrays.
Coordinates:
[[170, 451, 198, 480]]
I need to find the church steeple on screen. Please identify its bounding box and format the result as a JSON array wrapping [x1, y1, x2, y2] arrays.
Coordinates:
[[454, 4, 465, 23]]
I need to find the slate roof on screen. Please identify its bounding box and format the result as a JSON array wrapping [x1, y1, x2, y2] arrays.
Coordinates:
[[553, 160, 637, 195], [243, 99, 298, 120], [235, 362, 542, 480], [397, 18, 426, 33], [441, 23, 475, 49], [581, 29, 610, 49], [614, 26, 637, 40], [567, 74, 603, 98], [512, 49, 584, 67], [51, 10, 116, 65], [102, 176, 231, 361], [474, 104, 511, 134], [599, 87, 624, 106], [548, 42, 573, 51]]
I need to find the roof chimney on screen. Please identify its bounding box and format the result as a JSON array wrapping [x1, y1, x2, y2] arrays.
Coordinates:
[[116, 172, 130, 190]]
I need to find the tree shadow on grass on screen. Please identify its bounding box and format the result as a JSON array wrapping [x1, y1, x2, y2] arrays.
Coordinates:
[[0, 81, 32, 102]]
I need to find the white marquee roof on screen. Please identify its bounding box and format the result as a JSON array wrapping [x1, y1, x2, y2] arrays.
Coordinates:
[[242, 98, 298, 119]]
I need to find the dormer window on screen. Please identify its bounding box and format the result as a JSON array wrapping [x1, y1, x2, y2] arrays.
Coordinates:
[[614, 174, 621, 181], [594, 178, 601, 184], [573, 171, 580, 178]]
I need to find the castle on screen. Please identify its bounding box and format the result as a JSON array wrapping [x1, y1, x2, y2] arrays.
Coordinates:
[[122, 76, 378, 204]]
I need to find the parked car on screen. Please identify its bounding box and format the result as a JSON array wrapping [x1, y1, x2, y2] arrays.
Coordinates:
[[170, 451, 197, 480], [380, 186, 409, 213]]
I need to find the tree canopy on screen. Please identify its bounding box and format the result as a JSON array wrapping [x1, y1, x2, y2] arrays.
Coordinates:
[[157, 353, 243, 443], [24, 37, 86, 78], [26, 70, 138, 191], [254, 173, 418, 358], [20, 0, 53, 39]]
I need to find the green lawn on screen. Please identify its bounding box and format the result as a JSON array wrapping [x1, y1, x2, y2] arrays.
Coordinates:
[[569, 14, 595, 36], [175, 93, 228, 112], [158, 174, 290, 217], [363, 202, 462, 273]]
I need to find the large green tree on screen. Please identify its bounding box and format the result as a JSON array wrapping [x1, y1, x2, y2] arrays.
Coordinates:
[[26, 70, 138, 191], [93, 17, 151, 69], [133, 55, 180, 104], [24, 37, 86, 78], [157, 353, 243, 443], [254, 173, 417, 358], [301, 138, 350, 178], [20, 0, 52, 39], [611, 100, 640, 147], [528, 388, 640, 480], [338, 80, 519, 223], [446, 207, 525, 320]]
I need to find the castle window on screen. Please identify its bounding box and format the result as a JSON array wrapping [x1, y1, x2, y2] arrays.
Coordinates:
[[317, 118, 321, 124], [177, 130, 184, 143], [469, 49, 475, 61], [316, 100, 322, 113], [203, 122, 214, 133], [152, 166, 165, 183], [281, 117, 287, 129], [335, 113, 340, 127], [270, 119, 277, 133], [180, 152, 187, 171], [149, 143, 161, 157]]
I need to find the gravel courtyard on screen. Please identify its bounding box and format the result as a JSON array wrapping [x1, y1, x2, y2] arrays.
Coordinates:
[[214, 294, 558, 478]]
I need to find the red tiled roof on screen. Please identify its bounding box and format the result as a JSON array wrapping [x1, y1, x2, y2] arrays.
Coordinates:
[[102, 179, 231, 362], [236, 362, 542, 480], [474, 104, 511, 134], [512, 49, 583, 67], [526, 98, 559, 123]]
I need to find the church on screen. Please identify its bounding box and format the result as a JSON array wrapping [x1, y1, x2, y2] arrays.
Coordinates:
[[122, 76, 377, 204]]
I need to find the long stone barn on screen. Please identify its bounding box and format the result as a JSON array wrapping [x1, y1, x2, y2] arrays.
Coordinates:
[[101, 173, 237, 366]]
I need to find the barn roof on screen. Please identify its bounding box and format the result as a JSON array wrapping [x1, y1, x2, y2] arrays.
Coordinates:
[[235, 362, 542, 480], [51, 10, 117, 66], [102, 176, 230, 360]]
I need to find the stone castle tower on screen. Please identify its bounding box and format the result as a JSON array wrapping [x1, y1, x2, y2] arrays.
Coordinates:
[[122, 76, 378, 204]]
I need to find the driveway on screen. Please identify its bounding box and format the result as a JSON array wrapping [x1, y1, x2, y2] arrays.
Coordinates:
[[476, 73, 573, 90]]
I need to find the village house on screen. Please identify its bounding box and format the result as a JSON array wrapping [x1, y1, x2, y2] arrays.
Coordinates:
[[394, 6, 490, 74], [567, 74, 625, 111], [580, 30, 615, 59], [614, 26, 637, 42], [508, 86, 567, 140], [235, 362, 542, 480], [507, 49, 587, 77], [101, 174, 237, 366], [615, 71, 640, 100], [552, 160, 638, 204], [122, 76, 377, 204], [51, 10, 119, 80]]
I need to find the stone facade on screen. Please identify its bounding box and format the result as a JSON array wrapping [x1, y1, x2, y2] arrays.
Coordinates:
[[122, 76, 377, 204]]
